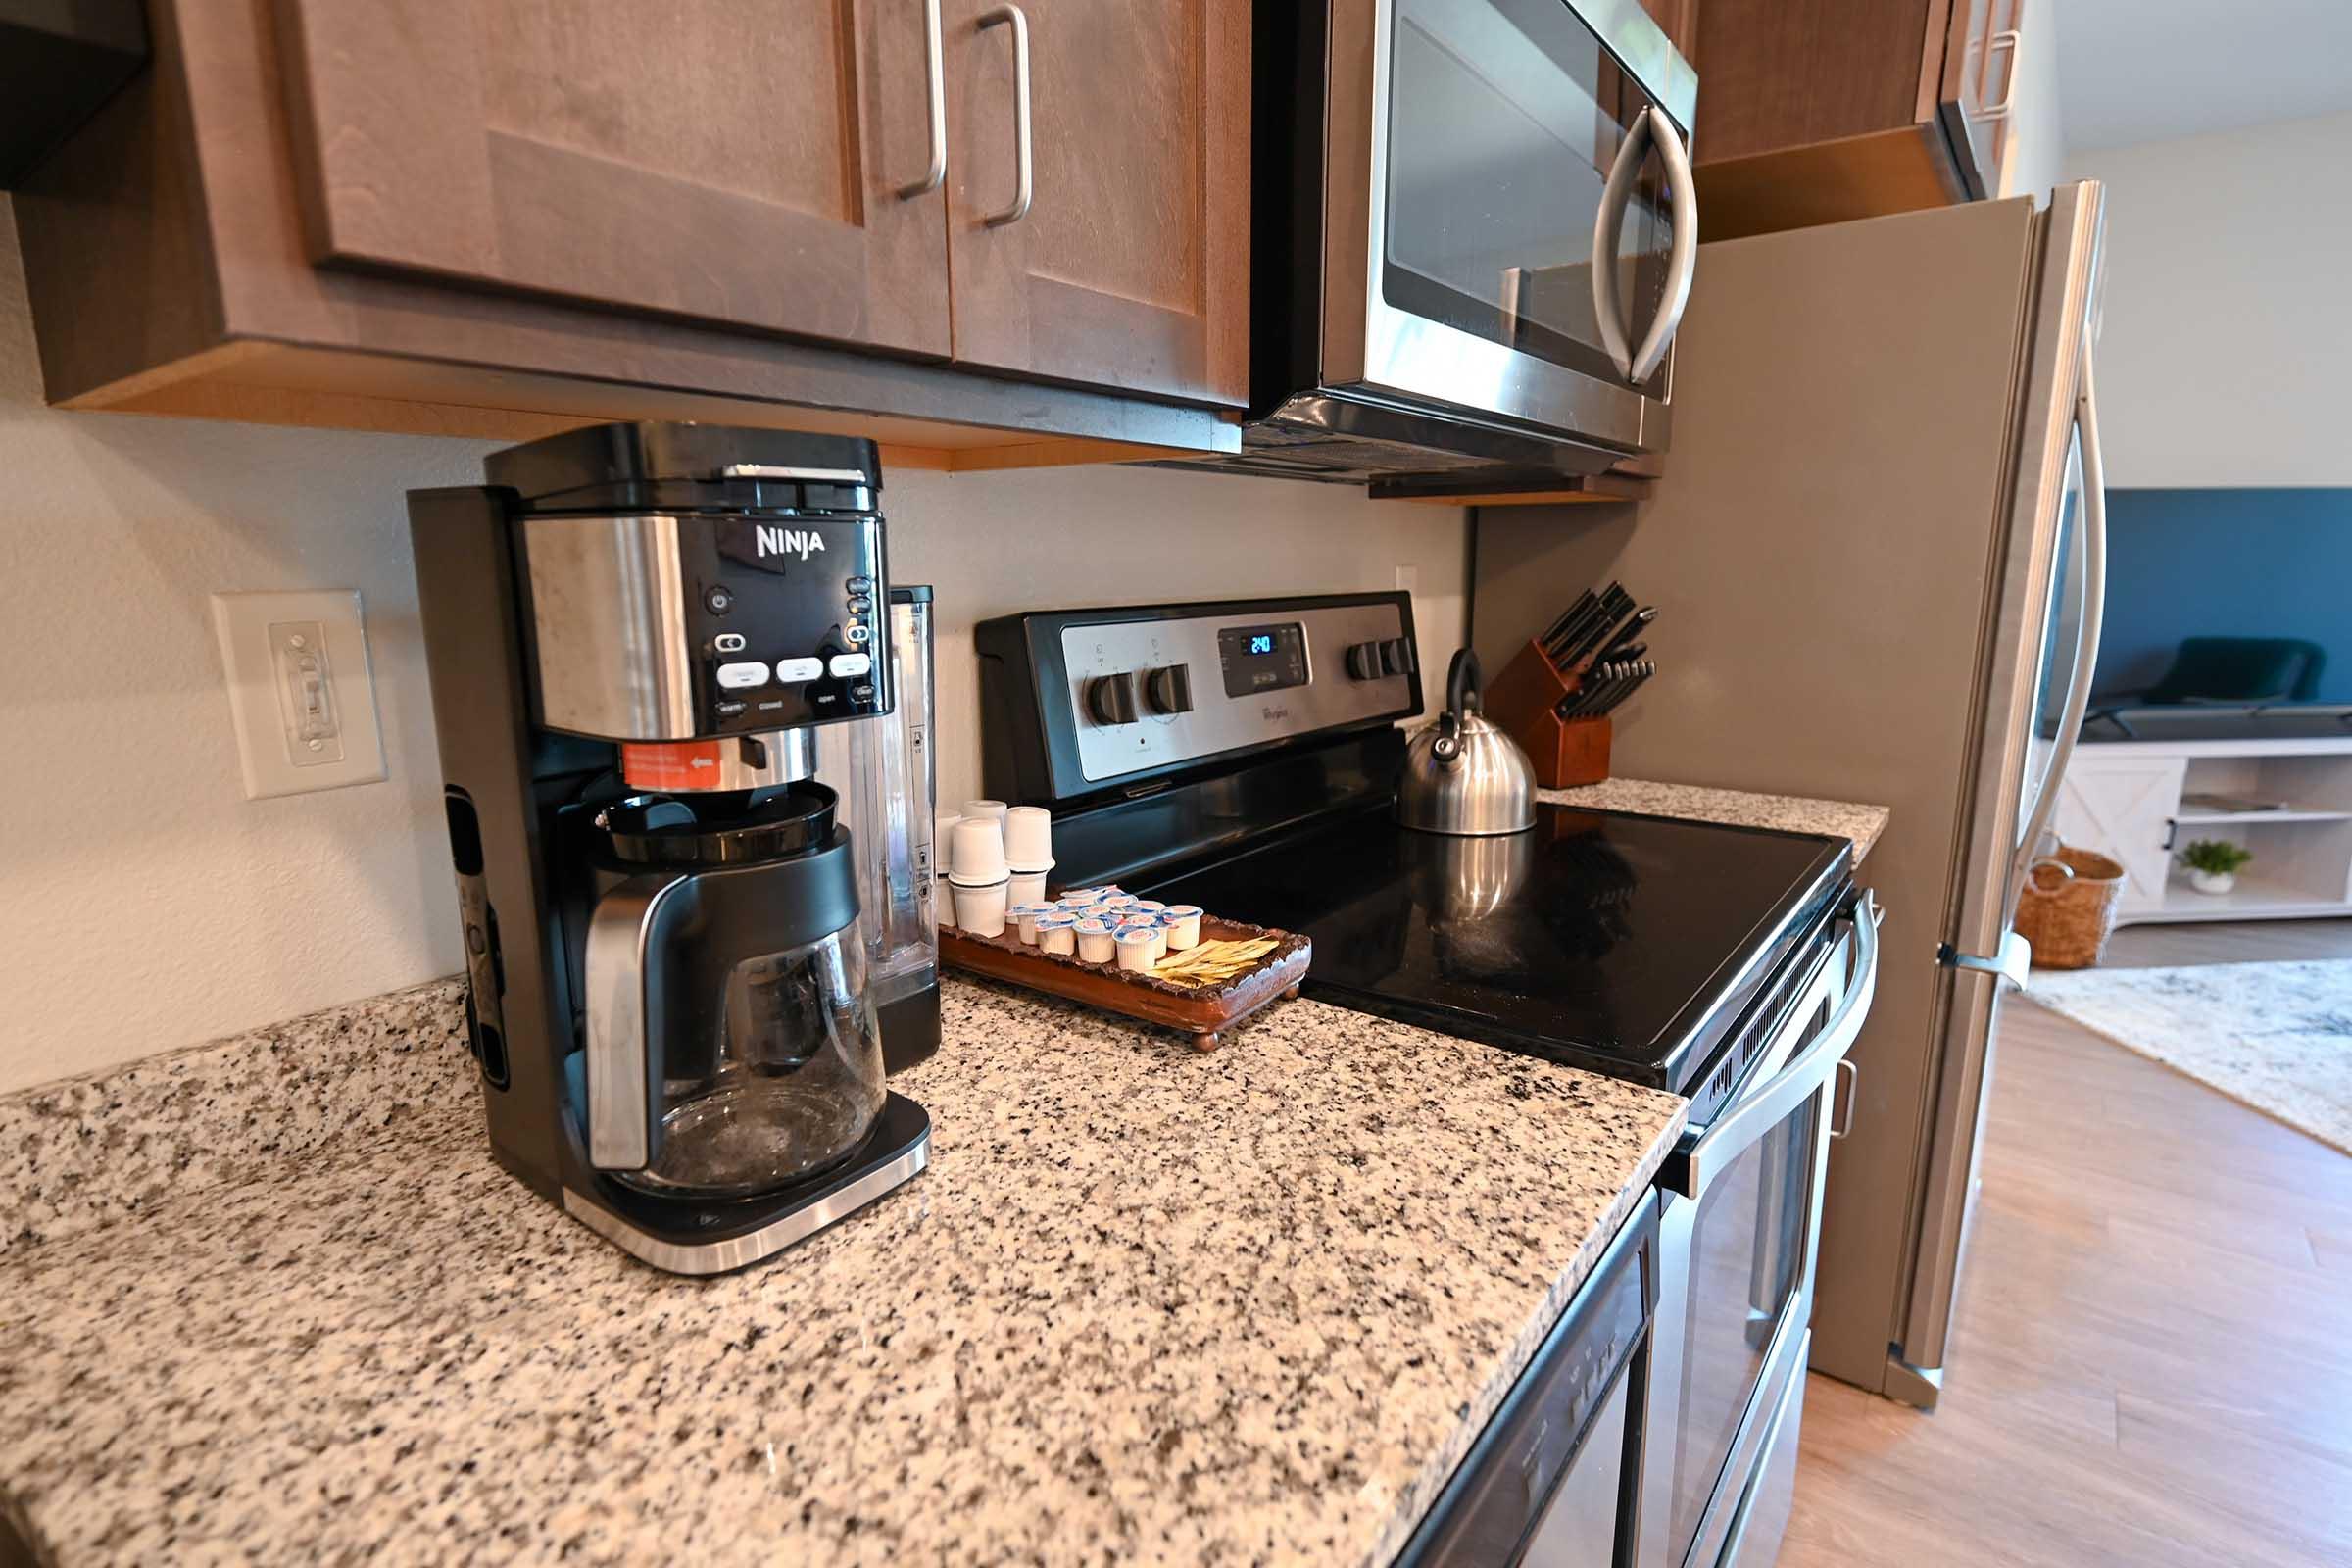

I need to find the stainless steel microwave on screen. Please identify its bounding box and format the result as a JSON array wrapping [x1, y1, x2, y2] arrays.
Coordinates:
[[1210, 0, 1698, 488]]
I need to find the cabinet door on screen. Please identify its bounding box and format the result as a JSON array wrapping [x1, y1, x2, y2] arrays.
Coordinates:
[[2050, 756, 2185, 915], [941, 0, 1249, 406], [1936, 0, 2023, 200], [272, 0, 952, 357]]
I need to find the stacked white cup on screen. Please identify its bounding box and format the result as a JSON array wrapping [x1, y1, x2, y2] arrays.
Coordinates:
[[1002, 806, 1054, 906], [948, 815, 1011, 937]]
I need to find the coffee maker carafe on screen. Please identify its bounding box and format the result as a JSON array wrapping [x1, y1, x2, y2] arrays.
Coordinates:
[[411, 422, 932, 1274]]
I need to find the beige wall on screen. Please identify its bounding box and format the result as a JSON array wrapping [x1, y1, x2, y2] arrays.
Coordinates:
[[2065, 109, 2352, 486], [0, 198, 1466, 1094]]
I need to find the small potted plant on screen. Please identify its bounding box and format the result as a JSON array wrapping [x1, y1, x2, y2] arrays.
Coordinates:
[[2179, 839, 2253, 895]]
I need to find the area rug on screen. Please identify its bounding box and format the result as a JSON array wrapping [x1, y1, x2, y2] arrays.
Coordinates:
[[2023, 960, 2352, 1155]]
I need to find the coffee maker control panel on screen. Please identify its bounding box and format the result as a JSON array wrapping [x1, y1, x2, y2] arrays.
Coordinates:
[[522, 511, 891, 741]]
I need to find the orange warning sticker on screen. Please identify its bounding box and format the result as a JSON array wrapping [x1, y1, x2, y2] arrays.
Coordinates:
[[620, 742, 723, 793]]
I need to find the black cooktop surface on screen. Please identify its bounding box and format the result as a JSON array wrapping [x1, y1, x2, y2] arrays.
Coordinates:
[[1142, 803, 1850, 1094]]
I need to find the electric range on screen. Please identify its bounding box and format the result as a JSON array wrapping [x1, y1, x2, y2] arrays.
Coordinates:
[[977, 592, 1881, 1568]]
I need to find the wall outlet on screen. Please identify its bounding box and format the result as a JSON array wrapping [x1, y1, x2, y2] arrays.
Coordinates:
[[211, 590, 388, 799]]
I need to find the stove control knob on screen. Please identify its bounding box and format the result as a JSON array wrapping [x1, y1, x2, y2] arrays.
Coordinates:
[[1345, 640, 1384, 681], [1143, 663, 1195, 715], [1085, 671, 1140, 726], [1380, 638, 1416, 676]]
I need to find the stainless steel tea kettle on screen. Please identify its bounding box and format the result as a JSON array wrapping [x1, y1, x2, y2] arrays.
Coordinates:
[[1396, 650, 1537, 836]]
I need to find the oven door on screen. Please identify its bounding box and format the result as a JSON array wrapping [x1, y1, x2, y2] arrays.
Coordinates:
[[1325, 0, 1699, 456], [1640, 894, 1880, 1568]]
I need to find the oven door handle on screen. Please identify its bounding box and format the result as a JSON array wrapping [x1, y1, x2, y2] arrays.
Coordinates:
[[1664, 891, 1880, 1199]]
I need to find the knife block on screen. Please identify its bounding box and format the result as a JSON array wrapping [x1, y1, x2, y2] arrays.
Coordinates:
[[1484, 639, 1615, 789]]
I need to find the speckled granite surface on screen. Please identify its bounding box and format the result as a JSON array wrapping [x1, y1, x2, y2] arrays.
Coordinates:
[[1542, 778, 1890, 861], [0, 979, 470, 1255], [0, 980, 1684, 1568]]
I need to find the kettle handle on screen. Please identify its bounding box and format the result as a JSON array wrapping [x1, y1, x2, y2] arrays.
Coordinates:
[[1433, 649, 1481, 762], [1446, 648, 1482, 717]]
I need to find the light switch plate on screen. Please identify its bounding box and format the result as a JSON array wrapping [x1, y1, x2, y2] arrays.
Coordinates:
[[211, 590, 388, 799]]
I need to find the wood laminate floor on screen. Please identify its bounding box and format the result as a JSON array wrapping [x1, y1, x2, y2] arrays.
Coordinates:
[[1782, 920, 2352, 1567]]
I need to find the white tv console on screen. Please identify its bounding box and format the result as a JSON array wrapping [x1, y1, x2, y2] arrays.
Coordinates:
[[2053, 734, 2352, 924]]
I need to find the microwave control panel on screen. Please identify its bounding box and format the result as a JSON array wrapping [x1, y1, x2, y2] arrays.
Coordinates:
[[975, 593, 1423, 803]]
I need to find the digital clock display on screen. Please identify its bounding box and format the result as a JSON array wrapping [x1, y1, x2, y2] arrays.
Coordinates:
[[1217, 622, 1308, 698]]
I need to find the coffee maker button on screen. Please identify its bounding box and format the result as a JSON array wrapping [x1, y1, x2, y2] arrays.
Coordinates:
[[846, 575, 873, 593], [712, 632, 748, 655], [773, 656, 825, 683], [852, 683, 877, 702], [705, 585, 736, 615], [715, 661, 769, 689], [828, 653, 872, 678], [845, 625, 871, 644]]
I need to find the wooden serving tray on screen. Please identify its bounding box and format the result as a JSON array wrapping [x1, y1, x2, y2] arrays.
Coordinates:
[[939, 915, 1311, 1052]]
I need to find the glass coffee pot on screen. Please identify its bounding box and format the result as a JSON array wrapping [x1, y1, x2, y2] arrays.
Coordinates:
[[583, 780, 886, 1198]]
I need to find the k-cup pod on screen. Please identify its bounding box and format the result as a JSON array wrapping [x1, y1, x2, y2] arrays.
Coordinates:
[[1010, 903, 1056, 945], [1008, 868, 1051, 906], [1036, 913, 1078, 956], [952, 877, 1009, 938], [1002, 806, 1054, 870], [949, 815, 1009, 887], [960, 799, 1009, 826], [1075, 917, 1116, 964], [1161, 905, 1204, 950], [1115, 926, 1159, 973]]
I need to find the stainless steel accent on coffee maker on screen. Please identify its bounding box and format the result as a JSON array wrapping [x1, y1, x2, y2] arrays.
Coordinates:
[[410, 421, 933, 1277]]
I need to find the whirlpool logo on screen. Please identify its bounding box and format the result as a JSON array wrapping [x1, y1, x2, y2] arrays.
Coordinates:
[[754, 525, 827, 561]]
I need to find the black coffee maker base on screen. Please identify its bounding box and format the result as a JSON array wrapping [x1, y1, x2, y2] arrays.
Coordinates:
[[561, 1094, 931, 1276]]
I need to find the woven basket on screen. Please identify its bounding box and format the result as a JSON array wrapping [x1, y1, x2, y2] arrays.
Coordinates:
[[2015, 844, 2127, 970]]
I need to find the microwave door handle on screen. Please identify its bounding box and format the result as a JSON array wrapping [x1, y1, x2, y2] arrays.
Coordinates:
[[1666, 892, 1882, 1199], [1590, 110, 1651, 379], [1627, 108, 1698, 383], [2008, 350, 2110, 912]]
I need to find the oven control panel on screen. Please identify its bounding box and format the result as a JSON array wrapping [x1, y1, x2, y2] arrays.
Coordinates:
[[976, 593, 1421, 804]]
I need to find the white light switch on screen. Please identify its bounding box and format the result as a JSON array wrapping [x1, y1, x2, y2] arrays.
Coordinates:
[[211, 590, 387, 799]]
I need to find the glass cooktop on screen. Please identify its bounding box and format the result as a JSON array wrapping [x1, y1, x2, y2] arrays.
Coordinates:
[[1141, 803, 1851, 1094]]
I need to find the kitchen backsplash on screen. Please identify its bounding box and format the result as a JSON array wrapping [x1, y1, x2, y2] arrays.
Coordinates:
[[0, 199, 1468, 1095]]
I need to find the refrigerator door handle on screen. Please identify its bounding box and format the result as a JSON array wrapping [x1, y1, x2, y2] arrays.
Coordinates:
[[1941, 928, 2031, 990], [2007, 349, 2110, 905]]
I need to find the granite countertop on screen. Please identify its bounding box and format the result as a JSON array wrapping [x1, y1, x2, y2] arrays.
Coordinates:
[[1542, 778, 1891, 861], [0, 980, 1686, 1567]]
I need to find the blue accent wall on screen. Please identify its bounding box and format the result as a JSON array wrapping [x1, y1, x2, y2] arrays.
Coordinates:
[[2093, 489, 2352, 703]]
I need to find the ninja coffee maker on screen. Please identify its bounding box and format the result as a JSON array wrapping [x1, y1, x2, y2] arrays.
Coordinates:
[[410, 422, 936, 1275]]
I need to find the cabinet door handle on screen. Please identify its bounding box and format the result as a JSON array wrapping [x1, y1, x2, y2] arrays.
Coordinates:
[[1982, 28, 2023, 121], [896, 0, 948, 198], [979, 3, 1034, 227], [2162, 817, 2177, 852]]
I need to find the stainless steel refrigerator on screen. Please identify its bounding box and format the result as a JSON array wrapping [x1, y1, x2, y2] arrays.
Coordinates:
[[1472, 184, 2108, 1405]]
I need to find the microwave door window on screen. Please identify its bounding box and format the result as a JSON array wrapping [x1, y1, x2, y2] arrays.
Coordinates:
[[1382, 0, 1665, 390]]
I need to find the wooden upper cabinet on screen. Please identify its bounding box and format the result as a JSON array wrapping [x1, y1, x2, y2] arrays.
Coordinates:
[[270, 0, 954, 357], [1690, 0, 2031, 239], [940, 0, 1249, 407]]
